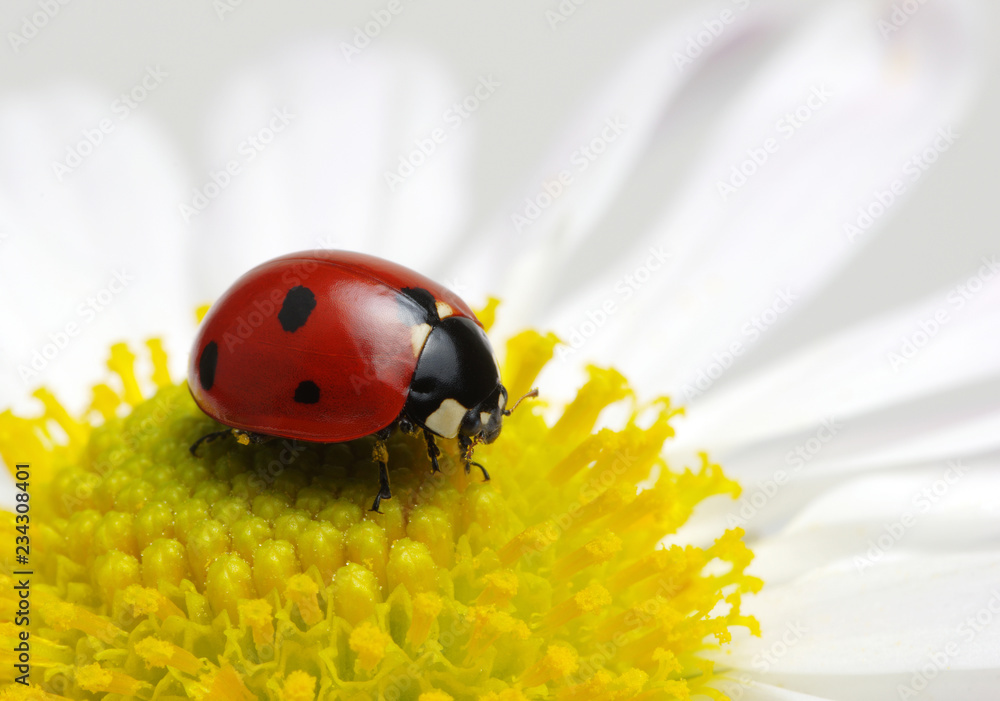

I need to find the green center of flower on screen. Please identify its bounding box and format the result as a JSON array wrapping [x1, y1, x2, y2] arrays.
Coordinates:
[[0, 327, 760, 701]]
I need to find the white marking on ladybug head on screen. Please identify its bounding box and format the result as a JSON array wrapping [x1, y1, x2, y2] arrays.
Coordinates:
[[435, 301, 454, 319], [410, 323, 432, 357], [424, 398, 468, 438], [479, 411, 492, 427]]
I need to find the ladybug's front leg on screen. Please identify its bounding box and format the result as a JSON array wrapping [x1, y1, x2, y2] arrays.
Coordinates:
[[459, 435, 490, 482], [370, 430, 393, 513], [422, 430, 442, 473], [189, 429, 232, 456]]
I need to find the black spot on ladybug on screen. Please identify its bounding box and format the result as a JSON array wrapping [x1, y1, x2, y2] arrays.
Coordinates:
[[198, 341, 219, 391], [278, 286, 317, 332], [294, 380, 320, 404], [399, 287, 440, 325]]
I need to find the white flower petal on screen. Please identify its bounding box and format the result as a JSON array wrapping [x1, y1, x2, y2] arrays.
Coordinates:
[[722, 551, 1000, 677], [707, 679, 836, 701], [668, 269, 1000, 467], [745, 464, 1000, 585], [716, 668, 1000, 701], [455, 2, 799, 342], [192, 43, 470, 301], [580, 0, 977, 397], [0, 87, 194, 412], [511, 0, 979, 409]]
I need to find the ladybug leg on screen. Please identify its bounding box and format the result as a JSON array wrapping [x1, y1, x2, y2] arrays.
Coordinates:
[[370, 432, 392, 513], [422, 430, 442, 473], [459, 435, 490, 482], [190, 429, 274, 457], [189, 429, 232, 456], [232, 429, 273, 446], [469, 461, 490, 482]]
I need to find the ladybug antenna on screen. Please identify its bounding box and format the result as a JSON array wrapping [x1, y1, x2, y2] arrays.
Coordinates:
[[503, 387, 539, 416]]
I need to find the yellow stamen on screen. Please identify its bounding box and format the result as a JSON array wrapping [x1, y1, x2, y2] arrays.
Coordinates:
[[285, 573, 323, 625], [75, 663, 146, 695], [476, 569, 520, 606], [463, 606, 531, 665], [282, 670, 317, 701], [33, 387, 87, 446], [135, 635, 203, 675], [519, 644, 579, 688], [548, 366, 632, 445], [553, 532, 623, 579], [498, 522, 559, 567], [407, 592, 443, 647], [502, 330, 559, 399], [122, 583, 186, 620], [198, 663, 257, 701], [349, 621, 392, 672], [146, 338, 172, 387], [37, 594, 127, 646], [107, 342, 143, 406], [542, 583, 612, 630], [238, 598, 275, 645]]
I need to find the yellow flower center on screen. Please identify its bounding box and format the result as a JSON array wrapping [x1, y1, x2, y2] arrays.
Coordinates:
[[0, 318, 760, 700]]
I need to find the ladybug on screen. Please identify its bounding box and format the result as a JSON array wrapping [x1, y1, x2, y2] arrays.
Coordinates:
[[188, 250, 536, 512]]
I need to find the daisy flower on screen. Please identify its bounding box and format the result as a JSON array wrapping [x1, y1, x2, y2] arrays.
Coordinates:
[[1, 0, 997, 699]]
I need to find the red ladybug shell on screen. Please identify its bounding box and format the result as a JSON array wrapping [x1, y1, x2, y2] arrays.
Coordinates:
[[189, 250, 481, 442]]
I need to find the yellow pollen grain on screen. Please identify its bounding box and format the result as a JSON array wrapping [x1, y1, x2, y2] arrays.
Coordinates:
[[543, 583, 611, 630], [238, 598, 275, 645], [135, 636, 203, 675], [75, 663, 145, 695], [519, 644, 579, 688], [38, 595, 126, 646], [464, 607, 531, 664], [285, 573, 323, 625], [281, 670, 317, 701], [123, 583, 185, 620], [558, 669, 614, 701], [349, 621, 392, 672], [476, 569, 519, 606], [574, 583, 612, 612]]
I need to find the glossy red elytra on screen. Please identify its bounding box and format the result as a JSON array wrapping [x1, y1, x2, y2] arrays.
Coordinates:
[[188, 250, 536, 512]]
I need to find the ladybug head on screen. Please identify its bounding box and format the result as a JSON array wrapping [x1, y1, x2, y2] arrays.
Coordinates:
[[458, 385, 538, 445], [405, 317, 511, 442], [459, 384, 508, 444]]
